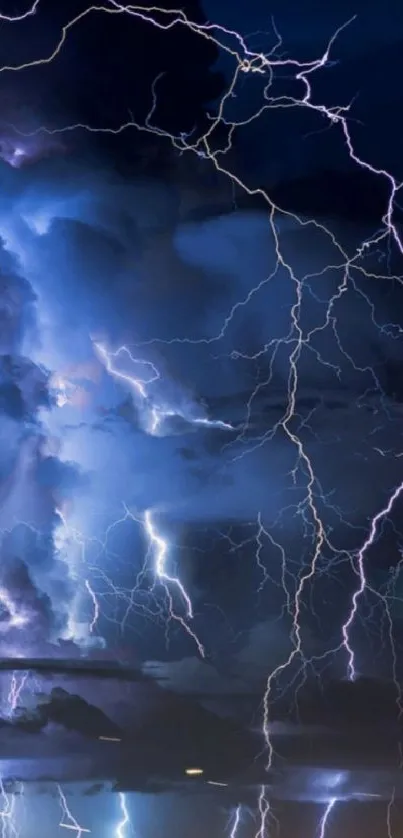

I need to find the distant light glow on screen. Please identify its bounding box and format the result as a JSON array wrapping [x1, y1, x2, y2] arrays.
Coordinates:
[[185, 768, 204, 776]]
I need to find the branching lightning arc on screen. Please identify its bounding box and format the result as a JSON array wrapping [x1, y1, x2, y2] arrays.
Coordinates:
[[0, 1, 402, 836]]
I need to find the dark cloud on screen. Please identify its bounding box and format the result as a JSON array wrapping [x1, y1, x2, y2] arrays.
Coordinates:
[[0, 657, 151, 682], [142, 618, 317, 697], [0, 0, 400, 834], [280, 677, 403, 729], [0, 265, 38, 354], [0, 354, 50, 418], [0, 676, 402, 803], [0, 170, 400, 675], [0, 237, 88, 651], [0, 556, 55, 631], [14, 686, 124, 740]]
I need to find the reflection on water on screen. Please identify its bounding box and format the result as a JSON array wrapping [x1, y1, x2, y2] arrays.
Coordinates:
[[0, 784, 402, 837], [1, 673, 403, 835], [0, 771, 402, 836]]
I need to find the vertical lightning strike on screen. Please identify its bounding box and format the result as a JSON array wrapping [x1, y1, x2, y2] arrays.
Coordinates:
[[6, 672, 28, 717], [144, 509, 205, 656], [342, 481, 403, 680], [386, 788, 396, 838], [227, 805, 242, 838], [256, 786, 271, 838], [115, 793, 131, 838], [57, 786, 91, 836], [84, 578, 100, 634], [54, 505, 105, 643], [53, 511, 88, 642], [317, 798, 337, 838], [0, 780, 17, 838]]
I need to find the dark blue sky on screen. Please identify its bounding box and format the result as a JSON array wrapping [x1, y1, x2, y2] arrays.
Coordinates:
[[204, 0, 402, 48]]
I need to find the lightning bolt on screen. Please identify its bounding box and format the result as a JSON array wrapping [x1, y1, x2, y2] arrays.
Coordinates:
[[0, 780, 18, 838], [317, 798, 338, 838], [84, 578, 100, 634], [0, 1, 41, 23], [54, 505, 105, 643], [57, 785, 91, 836], [0, 4, 402, 837], [94, 342, 160, 402], [115, 793, 131, 838], [6, 671, 28, 718], [144, 508, 205, 656], [94, 340, 233, 435], [57, 496, 205, 649], [342, 480, 403, 681], [227, 805, 242, 838]]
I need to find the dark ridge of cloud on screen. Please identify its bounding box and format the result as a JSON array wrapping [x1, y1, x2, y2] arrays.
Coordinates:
[[13, 686, 124, 740], [84, 783, 106, 796], [0, 657, 152, 682], [0, 679, 401, 790], [0, 681, 260, 781]]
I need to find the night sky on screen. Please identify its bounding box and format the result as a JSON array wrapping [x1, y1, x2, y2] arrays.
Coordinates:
[[0, 0, 403, 835]]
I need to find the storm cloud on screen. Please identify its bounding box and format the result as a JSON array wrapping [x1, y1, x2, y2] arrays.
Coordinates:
[[0, 159, 401, 683]]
